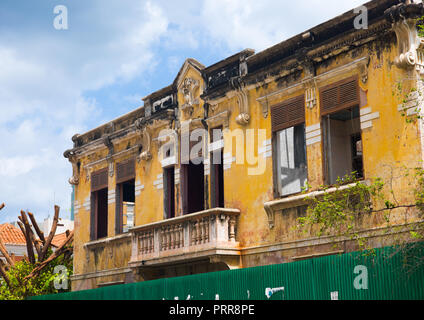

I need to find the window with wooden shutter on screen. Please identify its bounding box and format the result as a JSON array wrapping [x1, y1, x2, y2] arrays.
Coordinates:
[[91, 168, 108, 192], [271, 94, 305, 132], [116, 158, 135, 184], [320, 76, 359, 115]]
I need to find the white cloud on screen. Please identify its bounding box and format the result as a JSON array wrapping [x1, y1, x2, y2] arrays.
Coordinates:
[[0, 1, 170, 222], [0, 0, 371, 223], [199, 0, 367, 51]]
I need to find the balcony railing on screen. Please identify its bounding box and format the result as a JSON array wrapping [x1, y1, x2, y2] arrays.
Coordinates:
[[128, 208, 240, 267]]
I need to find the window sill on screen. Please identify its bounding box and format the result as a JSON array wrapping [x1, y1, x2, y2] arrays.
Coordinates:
[[264, 180, 369, 229], [84, 233, 132, 250]]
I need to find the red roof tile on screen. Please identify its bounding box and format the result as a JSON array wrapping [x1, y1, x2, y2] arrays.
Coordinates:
[[51, 232, 72, 247], [0, 223, 26, 245]]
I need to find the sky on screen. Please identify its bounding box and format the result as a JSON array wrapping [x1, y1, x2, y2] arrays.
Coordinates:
[[0, 0, 366, 224]]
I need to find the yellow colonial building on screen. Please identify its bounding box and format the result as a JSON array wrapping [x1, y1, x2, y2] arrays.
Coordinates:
[[64, 0, 424, 291]]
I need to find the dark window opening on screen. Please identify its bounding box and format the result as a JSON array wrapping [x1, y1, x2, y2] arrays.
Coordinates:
[[92, 188, 108, 240], [211, 126, 224, 208], [164, 167, 175, 219], [116, 179, 135, 234], [181, 162, 205, 215], [211, 150, 224, 208], [323, 106, 363, 185]]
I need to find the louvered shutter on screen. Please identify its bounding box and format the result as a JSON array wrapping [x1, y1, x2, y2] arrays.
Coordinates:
[[116, 158, 135, 184], [320, 76, 359, 115], [271, 94, 305, 132], [91, 168, 108, 192]]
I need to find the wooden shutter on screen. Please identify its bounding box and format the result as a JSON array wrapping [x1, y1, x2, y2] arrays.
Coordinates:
[[271, 94, 305, 132], [181, 131, 203, 163], [116, 158, 135, 184], [320, 75, 359, 115], [91, 168, 108, 192]]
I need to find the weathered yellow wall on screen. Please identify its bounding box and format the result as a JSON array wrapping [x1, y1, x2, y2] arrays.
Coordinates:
[[72, 35, 424, 289]]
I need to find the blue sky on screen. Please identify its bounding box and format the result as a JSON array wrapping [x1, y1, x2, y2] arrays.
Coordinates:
[[0, 0, 365, 224]]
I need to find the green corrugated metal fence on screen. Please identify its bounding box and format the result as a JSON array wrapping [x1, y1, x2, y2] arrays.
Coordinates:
[[29, 243, 424, 300]]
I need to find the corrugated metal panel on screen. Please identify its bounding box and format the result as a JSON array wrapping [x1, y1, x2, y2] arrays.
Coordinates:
[[29, 243, 424, 300]]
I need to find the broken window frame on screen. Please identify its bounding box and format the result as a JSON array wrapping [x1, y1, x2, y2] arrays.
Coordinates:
[[271, 94, 308, 198]]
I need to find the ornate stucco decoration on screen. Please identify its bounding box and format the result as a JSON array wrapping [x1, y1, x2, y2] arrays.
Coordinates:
[[205, 110, 231, 129], [230, 77, 250, 125], [259, 97, 269, 119], [135, 118, 152, 162], [357, 56, 370, 84], [386, 2, 424, 73], [303, 79, 317, 110], [103, 135, 114, 177], [180, 78, 200, 118], [64, 151, 80, 186]]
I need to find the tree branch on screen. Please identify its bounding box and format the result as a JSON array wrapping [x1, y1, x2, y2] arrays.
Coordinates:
[[25, 231, 74, 280], [20, 211, 42, 258], [39, 205, 60, 262], [17, 218, 35, 265], [0, 237, 14, 267], [27, 211, 45, 245]]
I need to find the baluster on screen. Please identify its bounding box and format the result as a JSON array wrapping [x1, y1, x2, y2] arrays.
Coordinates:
[[191, 221, 197, 245], [196, 219, 201, 244], [200, 219, 205, 244], [138, 233, 143, 254], [229, 216, 236, 242], [160, 227, 165, 251], [170, 225, 175, 249], [205, 217, 210, 242], [175, 225, 180, 248], [150, 231, 154, 253], [166, 226, 171, 251], [180, 224, 184, 247]]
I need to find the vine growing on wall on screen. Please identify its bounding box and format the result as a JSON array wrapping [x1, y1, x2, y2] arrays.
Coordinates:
[[295, 170, 424, 254]]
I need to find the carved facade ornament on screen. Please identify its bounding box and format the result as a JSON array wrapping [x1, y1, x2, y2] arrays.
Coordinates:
[[358, 58, 369, 84], [303, 79, 317, 110], [258, 97, 269, 119], [205, 110, 231, 129], [135, 118, 152, 162], [66, 152, 80, 186], [386, 3, 424, 74], [231, 78, 250, 125], [180, 78, 200, 117], [103, 135, 114, 177]]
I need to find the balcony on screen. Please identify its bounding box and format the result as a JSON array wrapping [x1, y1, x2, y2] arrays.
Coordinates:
[[128, 208, 241, 270]]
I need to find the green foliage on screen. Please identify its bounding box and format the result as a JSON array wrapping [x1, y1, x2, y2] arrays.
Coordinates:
[[296, 169, 424, 252], [296, 173, 384, 251], [0, 249, 72, 300]]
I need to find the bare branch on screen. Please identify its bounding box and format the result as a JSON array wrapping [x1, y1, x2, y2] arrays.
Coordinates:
[[39, 205, 60, 262], [25, 231, 74, 279], [0, 237, 14, 267], [27, 211, 45, 245], [20, 211, 42, 258], [17, 218, 35, 265]]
